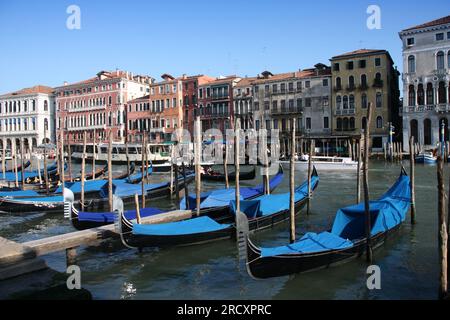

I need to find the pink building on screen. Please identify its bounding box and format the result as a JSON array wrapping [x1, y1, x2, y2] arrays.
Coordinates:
[[54, 70, 153, 145]]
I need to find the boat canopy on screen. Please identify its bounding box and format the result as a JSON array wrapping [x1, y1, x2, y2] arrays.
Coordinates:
[[78, 207, 163, 223], [259, 171, 410, 257], [179, 166, 284, 210], [230, 174, 319, 219], [132, 216, 231, 236]]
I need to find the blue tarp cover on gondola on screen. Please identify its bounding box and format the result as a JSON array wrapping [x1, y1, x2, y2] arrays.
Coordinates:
[[179, 168, 284, 210], [55, 180, 109, 194], [99, 181, 168, 198], [0, 190, 39, 197], [126, 166, 153, 183], [5, 195, 64, 203], [230, 174, 319, 218], [259, 172, 411, 257], [132, 216, 231, 236], [261, 232, 354, 257], [78, 207, 164, 223]]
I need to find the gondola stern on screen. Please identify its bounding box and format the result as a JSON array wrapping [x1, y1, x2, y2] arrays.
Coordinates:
[[63, 188, 75, 219]]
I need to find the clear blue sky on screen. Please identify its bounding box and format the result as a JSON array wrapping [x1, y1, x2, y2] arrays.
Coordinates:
[[0, 0, 448, 94]]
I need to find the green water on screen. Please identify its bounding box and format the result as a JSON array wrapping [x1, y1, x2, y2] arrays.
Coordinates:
[[0, 161, 444, 299]]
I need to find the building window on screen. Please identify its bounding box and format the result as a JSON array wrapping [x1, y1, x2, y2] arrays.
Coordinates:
[[288, 82, 294, 92], [305, 98, 311, 107], [336, 96, 342, 109], [322, 79, 328, 87], [417, 84, 424, 106], [349, 117, 355, 130], [436, 33, 444, 41], [343, 96, 348, 109], [408, 55, 415, 73], [438, 81, 447, 104], [361, 74, 367, 88], [306, 118, 311, 130], [375, 57, 381, 67], [272, 100, 278, 112], [376, 116, 383, 128], [348, 76, 355, 90], [349, 95, 355, 109], [333, 63, 340, 71], [407, 37, 415, 46], [437, 51, 445, 70], [336, 77, 342, 89], [359, 60, 366, 68], [296, 98, 302, 109], [426, 83, 434, 105], [376, 92, 382, 108], [280, 83, 286, 93], [264, 101, 270, 110], [323, 116, 329, 129], [361, 94, 367, 108], [347, 61, 354, 70], [305, 81, 310, 88], [362, 117, 367, 131], [254, 102, 259, 111], [337, 118, 342, 131], [408, 85, 416, 106], [322, 96, 329, 106]]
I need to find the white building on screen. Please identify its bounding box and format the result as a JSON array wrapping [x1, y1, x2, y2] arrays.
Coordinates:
[[399, 15, 450, 150], [0, 85, 55, 152]]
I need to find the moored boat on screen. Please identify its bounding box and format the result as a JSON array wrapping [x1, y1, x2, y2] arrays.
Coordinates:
[[238, 167, 410, 279], [201, 166, 256, 182], [415, 152, 437, 164], [280, 156, 357, 171]]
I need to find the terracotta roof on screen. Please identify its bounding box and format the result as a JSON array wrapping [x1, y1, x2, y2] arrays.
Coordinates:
[[0, 85, 54, 98], [402, 15, 450, 32], [251, 69, 323, 84], [235, 77, 257, 87], [331, 49, 386, 59]]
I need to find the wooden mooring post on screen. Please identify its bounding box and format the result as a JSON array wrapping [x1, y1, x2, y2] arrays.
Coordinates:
[[126, 139, 130, 178], [224, 140, 229, 189], [437, 157, 448, 299], [356, 139, 361, 203], [20, 139, 25, 189], [289, 119, 296, 244], [59, 130, 65, 191], [67, 134, 73, 182], [13, 142, 18, 188], [141, 134, 146, 209], [195, 117, 202, 216], [108, 131, 113, 212], [234, 118, 241, 215], [66, 247, 77, 266], [43, 137, 49, 194], [80, 131, 87, 211], [306, 139, 314, 215], [134, 194, 142, 224], [182, 162, 189, 209], [363, 102, 373, 263], [409, 136, 416, 225], [92, 129, 96, 180], [1, 141, 5, 180]]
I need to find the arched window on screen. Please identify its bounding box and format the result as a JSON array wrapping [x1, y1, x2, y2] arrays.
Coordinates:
[[349, 76, 355, 89], [410, 119, 418, 141], [349, 117, 355, 129], [376, 92, 382, 108], [426, 83, 434, 105], [108, 96, 112, 105], [408, 85, 416, 106], [408, 55, 415, 73], [349, 95, 355, 109], [437, 51, 445, 70], [424, 119, 432, 145], [361, 74, 367, 88], [336, 96, 342, 109], [361, 94, 367, 108], [417, 84, 424, 106], [440, 118, 449, 141], [376, 116, 383, 129], [343, 96, 348, 109], [438, 81, 446, 104], [44, 100, 48, 111], [375, 72, 382, 81], [337, 118, 342, 131], [343, 118, 349, 131], [336, 77, 342, 89]]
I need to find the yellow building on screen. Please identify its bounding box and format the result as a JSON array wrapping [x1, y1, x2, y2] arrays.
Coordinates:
[[330, 49, 400, 150]]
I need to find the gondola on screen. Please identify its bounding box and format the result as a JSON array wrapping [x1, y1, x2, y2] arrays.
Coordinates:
[[1, 162, 59, 183], [2, 160, 31, 173], [112, 162, 136, 180], [125, 165, 153, 184], [179, 165, 284, 220], [201, 166, 256, 182], [0, 173, 195, 214], [66, 165, 283, 231], [239, 168, 410, 279], [116, 167, 318, 248], [63, 164, 109, 182]]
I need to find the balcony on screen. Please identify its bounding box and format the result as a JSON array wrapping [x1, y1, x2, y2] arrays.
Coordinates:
[[211, 94, 230, 101], [272, 106, 303, 115], [346, 85, 356, 92], [68, 105, 107, 113], [0, 130, 38, 136], [432, 69, 449, 77], [402, 104, 447, 114], [359, 83, 369, 90], [333, 85, 342, 92], [373, 79, 384, 88], [67, 124, 106, 131], [335, 109, 356, 116]]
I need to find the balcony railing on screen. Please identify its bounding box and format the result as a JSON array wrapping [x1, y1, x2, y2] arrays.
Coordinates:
[[373, 79, 384, 88], [68, 105, 107, 112], [402, 104, 447, 113], [67, 124, 106, 131], [346, 85, 356, 91], [272, 106, 303, 115], [432, 69, 449, 77], [335, 109, 356, 116], [334, 85, 342, 92], [359, 83, 369, 90]]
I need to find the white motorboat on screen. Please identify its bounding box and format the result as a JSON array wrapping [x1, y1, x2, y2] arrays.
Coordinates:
[[280, 155, 358, 171]]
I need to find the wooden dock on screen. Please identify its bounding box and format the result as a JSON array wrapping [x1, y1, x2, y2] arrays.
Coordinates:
[[0, 209, 192, 280]]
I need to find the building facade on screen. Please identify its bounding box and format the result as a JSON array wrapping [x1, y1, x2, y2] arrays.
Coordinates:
[[197, 76, 240, 133], [249, 65, 332, 152], [330, 49, 400, 150], [126, 74, 187, 143], [233, 77, 257, 130], [54, 70, 152, 145], [399, 15, 450, 151], [0, 85, 55, 152]]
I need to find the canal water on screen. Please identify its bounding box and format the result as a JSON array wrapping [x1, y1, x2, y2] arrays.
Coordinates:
[[0, 161, 443, 299]]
